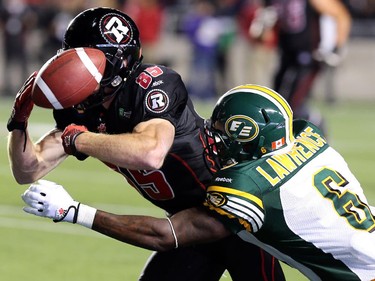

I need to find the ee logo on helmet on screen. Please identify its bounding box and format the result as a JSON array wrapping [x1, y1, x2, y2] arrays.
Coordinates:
[[100, 13, 132, 45], [225, 115, 259, 142]]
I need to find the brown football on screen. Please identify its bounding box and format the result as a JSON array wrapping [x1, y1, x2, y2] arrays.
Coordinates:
[[32, 47, 106, 109]]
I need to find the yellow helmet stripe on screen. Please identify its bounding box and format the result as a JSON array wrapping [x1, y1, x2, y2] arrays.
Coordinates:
[[230, 84, 294, 144], [233, 84, 292, 116]]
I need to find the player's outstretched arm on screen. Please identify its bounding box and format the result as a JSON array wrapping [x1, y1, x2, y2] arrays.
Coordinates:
[[63, 118, 175, 170], [22, 180, 231, 251], [8, 129, 68, 184], [310, 0, 351, 48], [93, 207, 230, 251], [7, 73, 68, 184]]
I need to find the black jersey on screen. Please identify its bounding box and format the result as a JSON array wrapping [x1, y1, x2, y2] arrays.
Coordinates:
[[269, 0, 320, 53], [54, 64, 214, 214]]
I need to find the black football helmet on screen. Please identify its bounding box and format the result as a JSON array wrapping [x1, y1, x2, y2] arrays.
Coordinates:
[[62, 7, 143, 110]]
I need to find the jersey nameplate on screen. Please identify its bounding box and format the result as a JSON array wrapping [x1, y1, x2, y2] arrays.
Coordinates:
[[256, 126, 327, 186]]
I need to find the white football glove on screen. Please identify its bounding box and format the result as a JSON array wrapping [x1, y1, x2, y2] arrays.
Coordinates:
[[22, 180, 80, 223], [313, 46, 347, 67]]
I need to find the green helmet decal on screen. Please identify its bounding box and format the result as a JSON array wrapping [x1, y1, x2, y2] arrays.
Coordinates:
[[206, 84, 295, 167], [225, 115, 259, 142]]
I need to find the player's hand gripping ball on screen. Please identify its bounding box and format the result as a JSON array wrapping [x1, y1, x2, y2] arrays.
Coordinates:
[[32, 47, 106, 109]]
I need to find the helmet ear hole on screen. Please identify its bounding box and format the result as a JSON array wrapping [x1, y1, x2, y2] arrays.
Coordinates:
[[261, 108, 271, 123]]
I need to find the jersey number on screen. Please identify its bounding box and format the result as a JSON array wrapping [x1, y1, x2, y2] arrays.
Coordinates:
[[119, 168, 175, 200], [314, 167, 375, 233], [136, 66, 163, 89]]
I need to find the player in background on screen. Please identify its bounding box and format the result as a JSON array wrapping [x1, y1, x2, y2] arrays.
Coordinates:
[[250, 0, 351, 132], [22, 84, 375, 281], [7, 7, 285, 281]]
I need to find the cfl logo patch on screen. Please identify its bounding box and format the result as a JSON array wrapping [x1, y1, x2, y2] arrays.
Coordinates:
[[100, 14, 132, 45], [145, 89, 169, 113], [225, 115, 259, 142]]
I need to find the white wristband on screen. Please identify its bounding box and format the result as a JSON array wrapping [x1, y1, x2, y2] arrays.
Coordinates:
[[76, 204, 97, 229], [166, 217, 179, 249]]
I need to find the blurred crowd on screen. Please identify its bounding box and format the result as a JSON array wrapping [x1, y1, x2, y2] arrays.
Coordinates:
[[0, 0, 374, 100]]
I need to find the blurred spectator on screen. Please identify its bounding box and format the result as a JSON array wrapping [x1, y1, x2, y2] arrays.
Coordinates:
[[36, 0, 87, 62], [123, 0, 165, 64], [181, 0, 219, 101], [235, 0, 277, 86], [181, 0, 236, 101], [346, 0, 375, 37], [0, 0, 37, 96], [348, 0, 375, 17], [250, 0, 351, 132], [215, 0, 242, 95]]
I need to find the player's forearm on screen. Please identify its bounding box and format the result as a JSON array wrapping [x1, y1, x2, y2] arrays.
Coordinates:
[[8, 129, 66, 184], [22, 180, 231, 251], [311, 0, 351, 47], [75, 132, 167, 170], [335, 9, 351, 47], [91, 210, 176, 251], [8, 130, 43, 184], [89, 208, 230, 251]]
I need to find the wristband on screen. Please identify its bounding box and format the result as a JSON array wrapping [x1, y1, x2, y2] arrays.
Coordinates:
[[166, 217, 179, 249], [76, 204, 97, 228], [7, 119, 27, 132], [7, 119, 28, 151]]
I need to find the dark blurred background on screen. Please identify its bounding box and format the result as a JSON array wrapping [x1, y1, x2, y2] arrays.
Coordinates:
[[0, 0, 374, 103]]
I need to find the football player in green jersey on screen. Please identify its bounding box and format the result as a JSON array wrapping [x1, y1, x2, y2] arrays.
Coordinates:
[[22, 84, 375, 280]]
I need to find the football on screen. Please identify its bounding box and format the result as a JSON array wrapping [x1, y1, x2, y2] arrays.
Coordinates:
[[32, 47, 106, 109]]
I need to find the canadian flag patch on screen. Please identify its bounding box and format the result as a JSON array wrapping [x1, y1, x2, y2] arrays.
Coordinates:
[[272, 137, 285, 150], [55, 208, 66, 219]]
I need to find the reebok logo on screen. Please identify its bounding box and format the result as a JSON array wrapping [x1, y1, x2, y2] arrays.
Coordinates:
[[152, 80, 164, 87], [215, 177, 233, 183]]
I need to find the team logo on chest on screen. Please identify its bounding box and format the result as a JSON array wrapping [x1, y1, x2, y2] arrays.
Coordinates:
[[225, 115, 259, 142], [145, 89, 169, 113], [100, 13, 133, 45]]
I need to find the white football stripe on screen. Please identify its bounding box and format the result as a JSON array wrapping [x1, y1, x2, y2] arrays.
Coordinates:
[[76, 47, 103, 83], [36, 78, 64, 109]]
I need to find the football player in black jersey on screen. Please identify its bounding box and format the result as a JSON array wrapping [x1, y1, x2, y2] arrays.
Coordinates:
[[250, 0, 351, 131], [7, 7, 285, 281]]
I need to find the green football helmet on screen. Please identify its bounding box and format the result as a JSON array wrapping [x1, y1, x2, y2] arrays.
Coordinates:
[[205, 84, 294, 167]]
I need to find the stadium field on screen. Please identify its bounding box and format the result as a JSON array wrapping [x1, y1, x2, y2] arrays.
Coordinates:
[[1, 97, 374, 281]]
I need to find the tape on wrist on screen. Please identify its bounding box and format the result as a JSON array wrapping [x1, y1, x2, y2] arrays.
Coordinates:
[[76, 204, 97, 229]]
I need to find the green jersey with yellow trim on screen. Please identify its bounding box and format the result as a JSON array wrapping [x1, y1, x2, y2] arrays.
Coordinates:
[[205, 120, 375, 281]]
